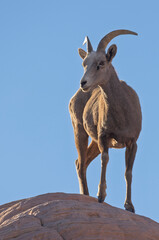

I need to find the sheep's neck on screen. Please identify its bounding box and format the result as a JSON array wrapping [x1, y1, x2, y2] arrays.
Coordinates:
[[99, 64, 121, 97]]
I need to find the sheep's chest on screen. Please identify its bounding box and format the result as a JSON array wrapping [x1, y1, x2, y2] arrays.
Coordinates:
[[82, 90, 101, 141]]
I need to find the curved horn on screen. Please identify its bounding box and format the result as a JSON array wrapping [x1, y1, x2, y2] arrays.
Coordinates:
[[97, 29, 138, 52], [83, 36, 93, 53]]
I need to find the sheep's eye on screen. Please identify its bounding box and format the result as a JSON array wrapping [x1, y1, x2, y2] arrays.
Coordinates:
[[97, 61, 105, 70], [99, 61, 105, 66]]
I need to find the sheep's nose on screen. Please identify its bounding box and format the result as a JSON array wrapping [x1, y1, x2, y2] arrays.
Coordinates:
[[81, 81, 87, 88]]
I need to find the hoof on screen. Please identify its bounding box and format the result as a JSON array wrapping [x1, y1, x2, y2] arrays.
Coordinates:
[[98, 196, 105, 203], [124, 202, 135, 213], [97, 183, 106, 203], [97, 192, 106, 203]]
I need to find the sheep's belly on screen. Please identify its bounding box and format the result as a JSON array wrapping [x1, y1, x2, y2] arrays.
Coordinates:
[[84, 121, 126, 149], [109, 138, 126, 149]]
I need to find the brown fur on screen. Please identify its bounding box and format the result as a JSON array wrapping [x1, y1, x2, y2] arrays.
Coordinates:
[[69, 33, 142, 213]]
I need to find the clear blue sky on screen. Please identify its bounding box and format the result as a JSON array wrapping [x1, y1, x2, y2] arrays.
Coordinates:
[[0, 0, 159, 222]]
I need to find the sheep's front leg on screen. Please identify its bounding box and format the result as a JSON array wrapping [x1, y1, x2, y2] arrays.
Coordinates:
[[124, 141, 137, 213], [74, 124, 89, 195], [97, 136, 109, 203]]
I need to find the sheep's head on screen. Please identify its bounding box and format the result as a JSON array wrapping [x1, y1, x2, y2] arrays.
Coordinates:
[[79, 30, 137, 92]]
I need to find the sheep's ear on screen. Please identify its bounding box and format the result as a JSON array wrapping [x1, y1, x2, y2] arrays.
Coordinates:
[[78, 48, 87, 59], [106, 44, 117, 62]]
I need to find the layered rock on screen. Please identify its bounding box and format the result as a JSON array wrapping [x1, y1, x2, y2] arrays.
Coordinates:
[[0, 193, 158, 239]]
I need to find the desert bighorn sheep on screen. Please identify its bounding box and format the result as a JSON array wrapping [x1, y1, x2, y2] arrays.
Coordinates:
[[69, 30, 142, 213]]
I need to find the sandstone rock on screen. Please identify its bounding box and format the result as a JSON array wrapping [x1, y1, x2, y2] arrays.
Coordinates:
[[0, 193, 158, 240]]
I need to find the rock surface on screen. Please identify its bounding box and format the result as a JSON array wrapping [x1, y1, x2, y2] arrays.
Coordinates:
[[0, 193, 159, 240]]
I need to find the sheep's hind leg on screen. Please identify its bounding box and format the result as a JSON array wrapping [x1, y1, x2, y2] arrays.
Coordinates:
[[75, 140, 100, 173], [97, 136, 109, 203], [74, 124, 89, 195], [85, 140, 100, 168], [124, 140, 137, 213]]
